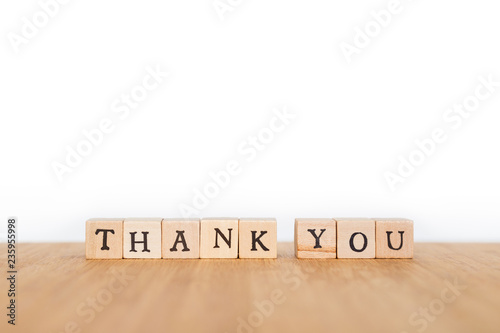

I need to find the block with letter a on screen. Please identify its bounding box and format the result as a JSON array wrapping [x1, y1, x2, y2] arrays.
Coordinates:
[[162, 218, 200, 259]]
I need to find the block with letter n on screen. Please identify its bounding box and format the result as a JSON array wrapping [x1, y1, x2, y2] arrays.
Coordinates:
[[200, 218, 238, 258]]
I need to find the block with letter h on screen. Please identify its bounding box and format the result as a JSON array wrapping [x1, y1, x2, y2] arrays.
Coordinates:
[[123, 218, 162, 259]]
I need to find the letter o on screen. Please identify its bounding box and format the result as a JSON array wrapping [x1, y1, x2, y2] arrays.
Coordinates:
[[258, 128, 274, 144], [204, 182, 220, 199], [365, 21, 381, 37], [464, 96, 479, 112], [409, 150, 425, 166], [429, 299, 445, 315], [97, 289, 113, 306], [76, 140, 93, 156], [131, 85, 147, 102], [247, 311, 264, 328], [33, 12, 50, 28], [349, 232, 368, 252]]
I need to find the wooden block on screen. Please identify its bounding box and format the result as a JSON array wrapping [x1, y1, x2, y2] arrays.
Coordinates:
[[200, 218, 238, 258], [239, 218, 277, 259], [86, 218, 124, 259], [123, 218, 162, 259], [162, 218, 200, 259], [294, 218, 337, 259], [337, 218, 375, 258], [375, 218, 414, 258]]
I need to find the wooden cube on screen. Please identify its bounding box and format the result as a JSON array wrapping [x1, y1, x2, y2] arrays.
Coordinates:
[[123, 218, 162, 259], [86, 218, 123, 259], [375, 218, 414, 258], [337, 218, 375, 258], [239, 218, 277, 259], [294, 218, 337, 259], [162, 218, 200, 259], [200, 218, 238, 258]]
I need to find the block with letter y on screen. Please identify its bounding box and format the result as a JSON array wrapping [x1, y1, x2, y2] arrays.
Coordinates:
[[295, 218, 337, 258]]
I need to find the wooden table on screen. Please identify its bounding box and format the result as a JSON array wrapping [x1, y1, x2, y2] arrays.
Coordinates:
[[1, 243, 500, 333]]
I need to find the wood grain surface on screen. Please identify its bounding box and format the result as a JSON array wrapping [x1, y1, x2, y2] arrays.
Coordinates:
[[1, 243, 500, 333]]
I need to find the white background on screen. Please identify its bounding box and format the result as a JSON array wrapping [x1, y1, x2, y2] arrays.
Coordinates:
[[0, 0, 499, 242]]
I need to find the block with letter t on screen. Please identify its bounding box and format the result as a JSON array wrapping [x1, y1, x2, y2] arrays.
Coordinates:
[[85, 218, 124, 259]]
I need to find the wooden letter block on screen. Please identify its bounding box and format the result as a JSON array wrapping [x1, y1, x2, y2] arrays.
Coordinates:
[[123, 218, 162, 259], [337, 218, 375, 259], [86, 218, 123, 259], [375, 218, 414, 258], [200, 218, 238, 258], [239, 218, 277, 259], [294, 218, 337, 259], [162, 218, 200, 259]]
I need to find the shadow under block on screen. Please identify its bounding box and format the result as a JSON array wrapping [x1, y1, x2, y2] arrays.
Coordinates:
[[200, 218, 239, 258], [86, 218, 124, 259], [294, 218, 337, 258], [375, 218, 414, 258], [123, 218, 162, 259], [162, 218, 200, 259], [239, 218, 277, 258], [337, 218, 375, 259]]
